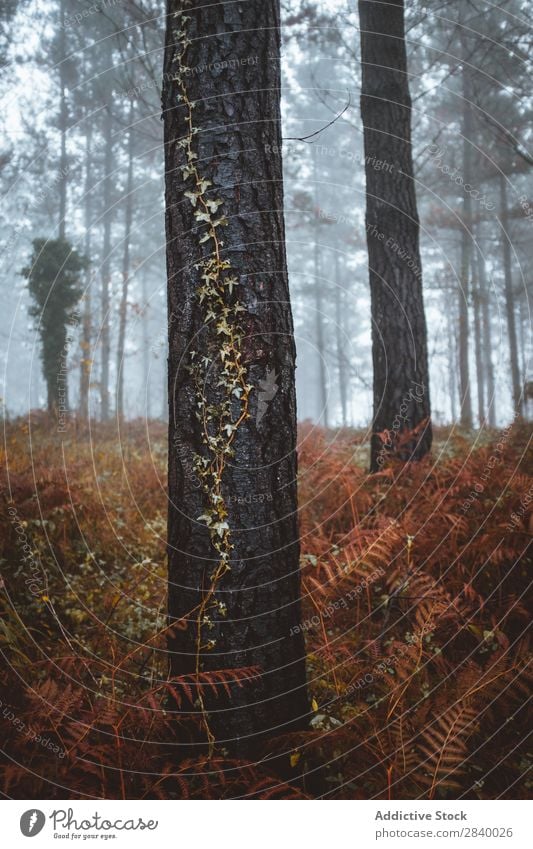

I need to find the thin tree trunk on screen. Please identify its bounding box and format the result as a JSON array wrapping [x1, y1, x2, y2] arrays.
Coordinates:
[[58, 0, 68, 240], [476, 247, 496, 426], [163, 0, 307, 757], [116, 104, 134, 420], [79, 122, 93, 420], [471, 252, 485, 426], [446, 288, 458, 423], [99, 104, 113, 421], [458, 37, 473, 429], [313, 146, 328, 427], [141, 273, 151, 419], [334, 250, 347, 427], [499, 173, 521, 416], [358, 0, 432, 471]]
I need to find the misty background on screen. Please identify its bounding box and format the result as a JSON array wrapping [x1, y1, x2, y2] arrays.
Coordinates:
[[0, 0, 531, 428]]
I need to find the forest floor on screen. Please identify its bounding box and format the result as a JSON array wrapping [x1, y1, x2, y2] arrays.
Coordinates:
[[0, 414, 531, 798]]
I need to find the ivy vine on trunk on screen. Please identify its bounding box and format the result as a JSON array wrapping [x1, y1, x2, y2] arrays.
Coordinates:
[[163, 0, 308, 758]]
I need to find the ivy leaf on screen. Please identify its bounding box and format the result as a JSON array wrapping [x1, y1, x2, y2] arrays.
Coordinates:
[[194, 210, 211, 223], [197, 513, 213, 526], [206, 198, 223, 214]]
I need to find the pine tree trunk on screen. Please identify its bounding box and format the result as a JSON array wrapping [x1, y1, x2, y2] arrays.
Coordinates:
[[334, 250, 348, 427], [476, 247, 496, 426], [471, 253, 485, 426], [141, 274, 151, 419], [458, 41, 473, 429], [100, 105, 113, 421], [312, 147, 328, 427], [116, 106, 134, 420], [358, 0, 432, 471], [499, 173, 521, 416], [79, 122, 93, 420], [446, 287, 458, 423], [58, 0, 68, 240], [163, 0, 308, 757]]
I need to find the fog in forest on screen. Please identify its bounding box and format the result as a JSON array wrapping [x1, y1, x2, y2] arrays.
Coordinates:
[[0, 0, 531, 429]]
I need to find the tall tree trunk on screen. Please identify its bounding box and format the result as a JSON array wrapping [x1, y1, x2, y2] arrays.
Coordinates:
[[312, 147, 328, 427], [116, 105, 134, 420], [446, 287, 458, 423], [471, 253, 485, 426], [58, 0, 68, 240], [99, 104, 113, 421], [79, 122, 93, 420], [358, 0, 432, 471], [476, 247, 496, 426], [334, 249, 348, 427], [458, 37, 473, 429], [163, 0, 308, 757], [499, 173, 521, 416], [141, 273, 151, 419]]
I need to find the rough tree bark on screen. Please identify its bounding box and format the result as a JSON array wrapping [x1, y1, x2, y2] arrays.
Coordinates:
[[163, 0, 308, 757], [358, 0, 432, 471]]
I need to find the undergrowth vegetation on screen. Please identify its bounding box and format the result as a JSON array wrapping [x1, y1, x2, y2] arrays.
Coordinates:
[[0, 414, 531, 798]]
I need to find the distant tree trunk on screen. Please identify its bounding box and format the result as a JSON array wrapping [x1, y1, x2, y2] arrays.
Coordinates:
[[141, 274, 151, 419], [334, 250, 348, 427], [116, 105, 134, 420], [445, 288, 458, 423], [476, 247, 496, 426], [163, 0, 308, 757], [471, 254, 485, 426], [313, 147, 328, 427], [499, 173, 522, 416], [58, 0, 68, 240], [79, 122, 93, 420], [358, 0, 432, 471], [100, 105, 113, 421], [458, 41, 473, 429]]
